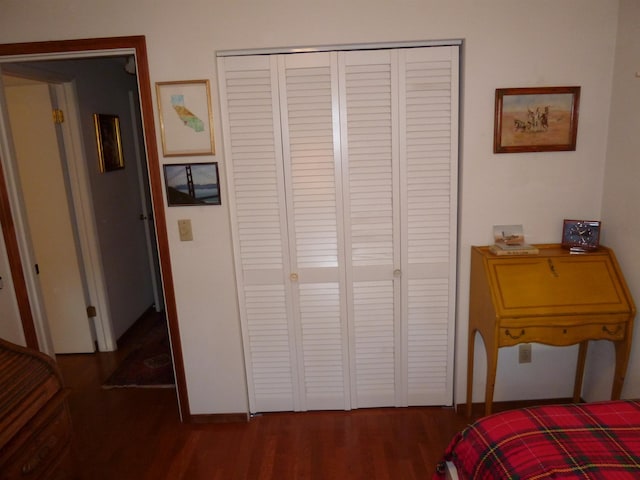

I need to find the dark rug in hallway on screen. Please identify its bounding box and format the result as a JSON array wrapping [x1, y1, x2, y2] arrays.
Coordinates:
[[103, 318, 175, 388]]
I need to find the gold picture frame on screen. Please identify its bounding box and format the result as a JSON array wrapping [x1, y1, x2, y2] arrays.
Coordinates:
[[155, 79, 215, 157], [494, 86, 581, 153], [93, 113, 124, 172]]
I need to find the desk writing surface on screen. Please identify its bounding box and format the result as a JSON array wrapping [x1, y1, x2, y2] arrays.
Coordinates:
[[481, 246, 632, 319]]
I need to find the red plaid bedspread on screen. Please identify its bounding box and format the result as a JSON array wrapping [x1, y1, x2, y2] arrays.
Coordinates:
[[434, 400, 640, 479]]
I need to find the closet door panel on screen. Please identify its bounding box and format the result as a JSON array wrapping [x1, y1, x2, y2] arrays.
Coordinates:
[[279, 53, 350, 410], [340, 50, 400, 408], [352, 279, 396, 407], [400, 46, 458, 405], [218, 55, 298, 412]]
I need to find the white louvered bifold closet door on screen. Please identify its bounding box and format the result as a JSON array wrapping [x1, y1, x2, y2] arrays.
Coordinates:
[[400, 47, 458, 405], [217, 55, 297, 413], [278, 52, 350, 411], [218, 53, 350, 413], [339, 49, 401, 408], [339, 46, 458, 408], [218, 44, 458, 414]]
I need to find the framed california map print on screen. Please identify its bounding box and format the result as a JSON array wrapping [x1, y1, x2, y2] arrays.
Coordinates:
[[156, 79, 215, 156]]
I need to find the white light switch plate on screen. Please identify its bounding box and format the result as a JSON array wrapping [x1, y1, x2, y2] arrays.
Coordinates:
[[178, 219, 193, 241]]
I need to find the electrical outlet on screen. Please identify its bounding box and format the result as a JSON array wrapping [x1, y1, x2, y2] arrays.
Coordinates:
[[518, 344, 532, 364]]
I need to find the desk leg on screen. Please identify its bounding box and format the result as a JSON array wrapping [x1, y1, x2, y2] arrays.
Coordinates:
[[612, 337, 632, 400], [573, 341, 588, 402], [466, 330, 475, 417], [484, 342, 498, 417]]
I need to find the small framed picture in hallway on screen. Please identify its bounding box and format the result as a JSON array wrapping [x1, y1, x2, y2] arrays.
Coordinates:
[[93, 113, 125, 172]]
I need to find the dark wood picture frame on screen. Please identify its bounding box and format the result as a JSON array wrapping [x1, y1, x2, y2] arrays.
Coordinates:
[[561, 219, 601, 251], [494, 86, 581, 153], [163, 162, 221, 206], [93, 113, 124, 172]]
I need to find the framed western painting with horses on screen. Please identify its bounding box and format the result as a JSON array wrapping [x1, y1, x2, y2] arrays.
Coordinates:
[[494, 86, 580, 153]]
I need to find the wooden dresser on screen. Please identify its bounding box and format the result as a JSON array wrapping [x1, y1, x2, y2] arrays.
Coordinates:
[[0, 338, 77, 479], [467, 244, 636, 417]]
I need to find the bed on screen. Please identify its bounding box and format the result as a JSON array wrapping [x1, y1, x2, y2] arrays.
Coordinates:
[[434, 400, 640, 479]]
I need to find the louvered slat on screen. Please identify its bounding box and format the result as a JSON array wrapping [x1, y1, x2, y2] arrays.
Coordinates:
[[407, 278, 450, 404], [245, 285, 295, 411], [352, 281, 396, 407], [298, 283, 346, 409], [225, 67, 285, 272], [284, 64, 339, 269], [344, 61, 394, 267], [405, 58, 454, 264]]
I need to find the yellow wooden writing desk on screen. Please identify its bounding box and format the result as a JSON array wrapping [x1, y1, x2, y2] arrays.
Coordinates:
[[467, 244, 636, 417]]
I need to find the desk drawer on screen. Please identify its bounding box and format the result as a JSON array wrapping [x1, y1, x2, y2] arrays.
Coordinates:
[[0, 402, 73, 479], [500, 322, 626, 346]]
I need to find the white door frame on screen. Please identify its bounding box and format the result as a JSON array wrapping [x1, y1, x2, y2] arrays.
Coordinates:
[[128, 89, 163, 313], [0, 36, 190, 421], [0, 56, 164, 353]]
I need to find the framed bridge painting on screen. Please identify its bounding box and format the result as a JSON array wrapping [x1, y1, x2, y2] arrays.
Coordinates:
[[163, 162, 221, 206], [494, 86, 581, 153]]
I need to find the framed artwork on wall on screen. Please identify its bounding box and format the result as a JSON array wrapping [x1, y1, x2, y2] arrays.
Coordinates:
[[493, 86, 581, 153], [156, 79, 215, 157], [163, 162, 221, 206], [93, 113, 124, 172]]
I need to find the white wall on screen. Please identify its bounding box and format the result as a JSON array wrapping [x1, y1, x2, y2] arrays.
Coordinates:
[[595, 0, 640, 401], [0, 0, 629, 414]]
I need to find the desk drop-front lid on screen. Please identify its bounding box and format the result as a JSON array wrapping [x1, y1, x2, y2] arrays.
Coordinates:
[[479, 245, 634, 319]]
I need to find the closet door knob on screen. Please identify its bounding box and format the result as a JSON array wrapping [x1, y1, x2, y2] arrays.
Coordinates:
[[290, 273, 298, 282], [393, 269, 402, 277]]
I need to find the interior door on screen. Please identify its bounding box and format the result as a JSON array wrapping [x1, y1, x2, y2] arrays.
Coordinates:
[[4, 79, 95, 353]]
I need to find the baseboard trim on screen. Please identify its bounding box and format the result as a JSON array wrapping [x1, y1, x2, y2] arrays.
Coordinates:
[[187, 412, 249, 424], [457, 397, 580, 417], [186, 398, 584, 423]]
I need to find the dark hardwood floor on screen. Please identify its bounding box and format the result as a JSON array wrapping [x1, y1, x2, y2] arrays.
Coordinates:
[[55, 317, 471, 480]]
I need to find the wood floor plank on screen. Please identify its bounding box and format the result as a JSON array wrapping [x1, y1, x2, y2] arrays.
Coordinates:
[[55, 319, 470, 479]]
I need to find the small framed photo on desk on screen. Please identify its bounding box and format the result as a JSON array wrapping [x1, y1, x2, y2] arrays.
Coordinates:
[[561, 219, 601, 251]]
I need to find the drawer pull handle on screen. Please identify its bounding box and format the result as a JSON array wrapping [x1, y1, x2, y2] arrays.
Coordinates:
[[505, 329, 525, 339], [602, 325, 622, 336]]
